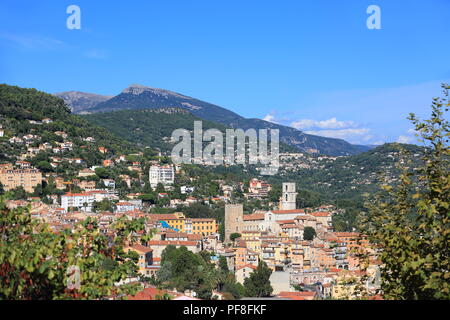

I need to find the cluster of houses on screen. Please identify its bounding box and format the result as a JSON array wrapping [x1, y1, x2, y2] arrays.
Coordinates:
[[2, 178, 381, 300], [1, 121, 381, 300]]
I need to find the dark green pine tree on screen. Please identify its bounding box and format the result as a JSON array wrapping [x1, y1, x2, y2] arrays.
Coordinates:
[[243, 261, 273, 297]]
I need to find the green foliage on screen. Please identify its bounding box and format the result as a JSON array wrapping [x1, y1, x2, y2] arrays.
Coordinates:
[[0, 84, 139, 178], [223, 281, 245, 300], [92, 199, 114, 213], [219, 256, 229, 272], [0, 197, 141, 299], [157, 246, 215, 299], [303, 226, 316, 241], [243, 260, 273, 297], [83, 108, 228, 153], [230, 233, 242, 242], [362, 84, 450, 300]]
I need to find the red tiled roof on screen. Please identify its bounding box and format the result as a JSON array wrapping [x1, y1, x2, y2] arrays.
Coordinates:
[[310, 211, 331, 217], [129, 244, 153, 254], [243, 213, 265, 221], [148, 240, 197, 246], [127, 287, 172, 300], [148, 214, 180, 220], [278, 291, 316, 300], [236, 264, 257, 271], [63, 193, 92, 197]]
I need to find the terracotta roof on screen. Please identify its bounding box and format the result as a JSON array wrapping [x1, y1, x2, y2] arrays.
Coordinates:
[[127, 287, 174, 300], [278, 291, 316, 300], [148, 214, 180, 220], [63, 193, 92, 197], [117, 202, 133, 206], [243, 213, 265, 221], [129, 244, 153, 254], [236, 264, 257, 271], [148, 240, 198, 246], [310, 211, 331, 217]]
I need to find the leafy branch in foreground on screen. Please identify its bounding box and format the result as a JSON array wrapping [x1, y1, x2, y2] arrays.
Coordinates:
[[0, 197, 142, 300], [362, 84, 449, 300]]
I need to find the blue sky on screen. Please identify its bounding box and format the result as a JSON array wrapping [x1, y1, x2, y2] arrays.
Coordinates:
[[1, 0, 449, 145]]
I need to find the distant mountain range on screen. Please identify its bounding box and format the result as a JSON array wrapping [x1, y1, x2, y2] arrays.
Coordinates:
[[54, 91, 113, 114], [55, 84, 372, 156]]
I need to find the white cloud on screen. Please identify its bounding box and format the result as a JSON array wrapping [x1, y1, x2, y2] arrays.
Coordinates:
[[291, 117, 358, 130], [396, 135, 413, 144], [263, 113, 276, 123], [0, 32, 64, 50], [305, 128, 371, 143]]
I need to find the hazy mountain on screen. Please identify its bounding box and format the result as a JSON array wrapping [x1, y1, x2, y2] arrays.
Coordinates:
[[54, 91, 113, 113], [69, 84, 372, 156]]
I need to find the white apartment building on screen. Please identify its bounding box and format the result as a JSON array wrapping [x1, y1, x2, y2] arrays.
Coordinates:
[[149, 165, 175, 188], [61, 193, 95, 212]]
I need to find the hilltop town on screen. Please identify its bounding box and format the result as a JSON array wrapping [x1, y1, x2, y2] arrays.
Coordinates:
[[0, 158, 382, 300], [0, 84, 390, 300]]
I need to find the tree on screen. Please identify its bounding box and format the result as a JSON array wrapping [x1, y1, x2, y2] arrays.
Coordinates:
[[303, 227, 316, 241], [0, 197, 141, 299], [10, 186, 28, 200], [92, 199, 114, 213], [362, 84, 450, 300], [36, 161, 53, 173], [243, 261, 273, 297], [219, 256, 229, 272], [157, 246, 215, 299], [223, 281, 245, 300], [230, 233, 241, 242], [95, 167, 111, 179], [155, 183, 165, 194]]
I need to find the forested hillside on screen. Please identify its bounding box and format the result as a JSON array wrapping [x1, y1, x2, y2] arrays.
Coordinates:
[[0, 84, 138, 164]]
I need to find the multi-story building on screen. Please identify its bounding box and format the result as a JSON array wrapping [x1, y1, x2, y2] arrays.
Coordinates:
[[61, 192, 96, 212], [190, 218, 217, 236], [0, 165, 42, 193], [148, 213, 186, 232], [279, 182, 297, 210], [246, 178, 271, 199], [224, 204, 244, 242], [147, 240, 200, 258], [124, 244, 154, 276], [149, 165, 174, 188], [235, 264, 257, 284]]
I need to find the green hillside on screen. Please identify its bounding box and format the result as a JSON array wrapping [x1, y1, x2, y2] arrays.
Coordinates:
[[0, 84, 137, 164], [82, 107, 298, 153]]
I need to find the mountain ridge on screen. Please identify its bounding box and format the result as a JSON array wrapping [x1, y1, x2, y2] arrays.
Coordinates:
[[56, 84, 372, 156]]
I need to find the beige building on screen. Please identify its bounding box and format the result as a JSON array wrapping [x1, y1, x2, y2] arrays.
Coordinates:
[[235, 264, 257, 284], [0, 166, 42, 193], [224, 204, 244, 242]]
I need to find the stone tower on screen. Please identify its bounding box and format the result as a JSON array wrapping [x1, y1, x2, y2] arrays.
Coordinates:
[[280, 182, 297, 210], [224, 204, 243, 242]]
